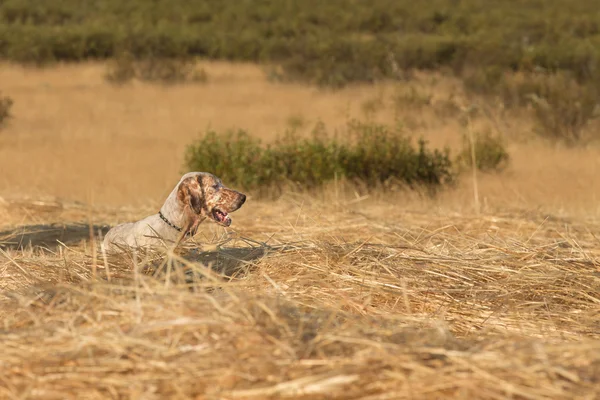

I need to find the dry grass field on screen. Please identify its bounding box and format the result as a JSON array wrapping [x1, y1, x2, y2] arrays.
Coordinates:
[[1, 62, 600, 399]]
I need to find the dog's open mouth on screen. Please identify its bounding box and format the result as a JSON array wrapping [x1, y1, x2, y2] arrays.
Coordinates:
[[212, 208, 232, 227]]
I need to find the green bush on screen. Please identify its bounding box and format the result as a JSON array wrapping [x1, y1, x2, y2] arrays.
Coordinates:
[[456, 131, 510, 173], [185, 129, 267, 190], [184, 121, 454, 193], [0, 92, 13, 127], [342, 120, 454, 187]]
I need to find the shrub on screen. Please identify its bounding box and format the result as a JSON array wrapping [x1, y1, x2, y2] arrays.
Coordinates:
[[456, 130, 509, 173], [342, 120, 454, 187], [184, 120, 454, 194], [261, 129, 346, 190], [135, 57, 207, 84], [105, 54, 207, 85], [184, 130, 266, 189], [104, 52, 136, 84], [0, 92, 13, 127]]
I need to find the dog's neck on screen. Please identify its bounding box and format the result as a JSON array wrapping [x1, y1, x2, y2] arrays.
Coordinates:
[[158, 210, 182, 232], [159, 190, 188, 232]]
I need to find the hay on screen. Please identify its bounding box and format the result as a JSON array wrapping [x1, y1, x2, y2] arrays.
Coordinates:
[[1, 197, 599, 399]]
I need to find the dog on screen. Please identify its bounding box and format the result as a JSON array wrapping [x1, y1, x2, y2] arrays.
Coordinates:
[[102, 172, 246, 253]]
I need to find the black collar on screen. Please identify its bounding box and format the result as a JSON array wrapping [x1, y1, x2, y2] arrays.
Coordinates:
[[158, 210, 182, 232]]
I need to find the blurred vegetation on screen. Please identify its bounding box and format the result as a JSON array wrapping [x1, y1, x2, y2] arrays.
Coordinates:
[[105, 53, 208, 84], [2, 0, 599, 143], [184, 120, 454, 194], [465, 70, 600, 145], [1, 0, 599, 84], [0, 92, 13, 127], [456, 130, 510, 173]]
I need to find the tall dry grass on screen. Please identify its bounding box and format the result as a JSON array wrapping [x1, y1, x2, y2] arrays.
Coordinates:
[[1, 196, 600, 398]]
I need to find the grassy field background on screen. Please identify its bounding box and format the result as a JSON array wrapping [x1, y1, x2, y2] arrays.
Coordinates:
[[1, 62, 599, 212], [1, 1, 600, 398], [1, 61, 599, 399]]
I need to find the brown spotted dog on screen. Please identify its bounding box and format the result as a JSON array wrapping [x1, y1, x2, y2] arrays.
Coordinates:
[[102, 172, 246, 253]]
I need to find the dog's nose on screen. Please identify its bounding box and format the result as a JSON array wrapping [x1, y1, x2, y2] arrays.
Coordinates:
[[239, 194, 247, 205]]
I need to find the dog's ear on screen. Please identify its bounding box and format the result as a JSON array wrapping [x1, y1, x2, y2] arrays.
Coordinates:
[[177, 177, 204, 214]]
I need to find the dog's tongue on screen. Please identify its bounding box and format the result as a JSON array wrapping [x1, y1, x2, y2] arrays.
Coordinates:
[[214, 209, 232, 226], [222, 215, 232, 226]]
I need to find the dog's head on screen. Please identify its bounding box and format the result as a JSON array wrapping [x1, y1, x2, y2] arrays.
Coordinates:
[[177, 172, 246, 228]]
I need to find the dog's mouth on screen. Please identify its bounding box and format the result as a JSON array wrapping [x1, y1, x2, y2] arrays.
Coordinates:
[[212, 208, 232, 227]]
